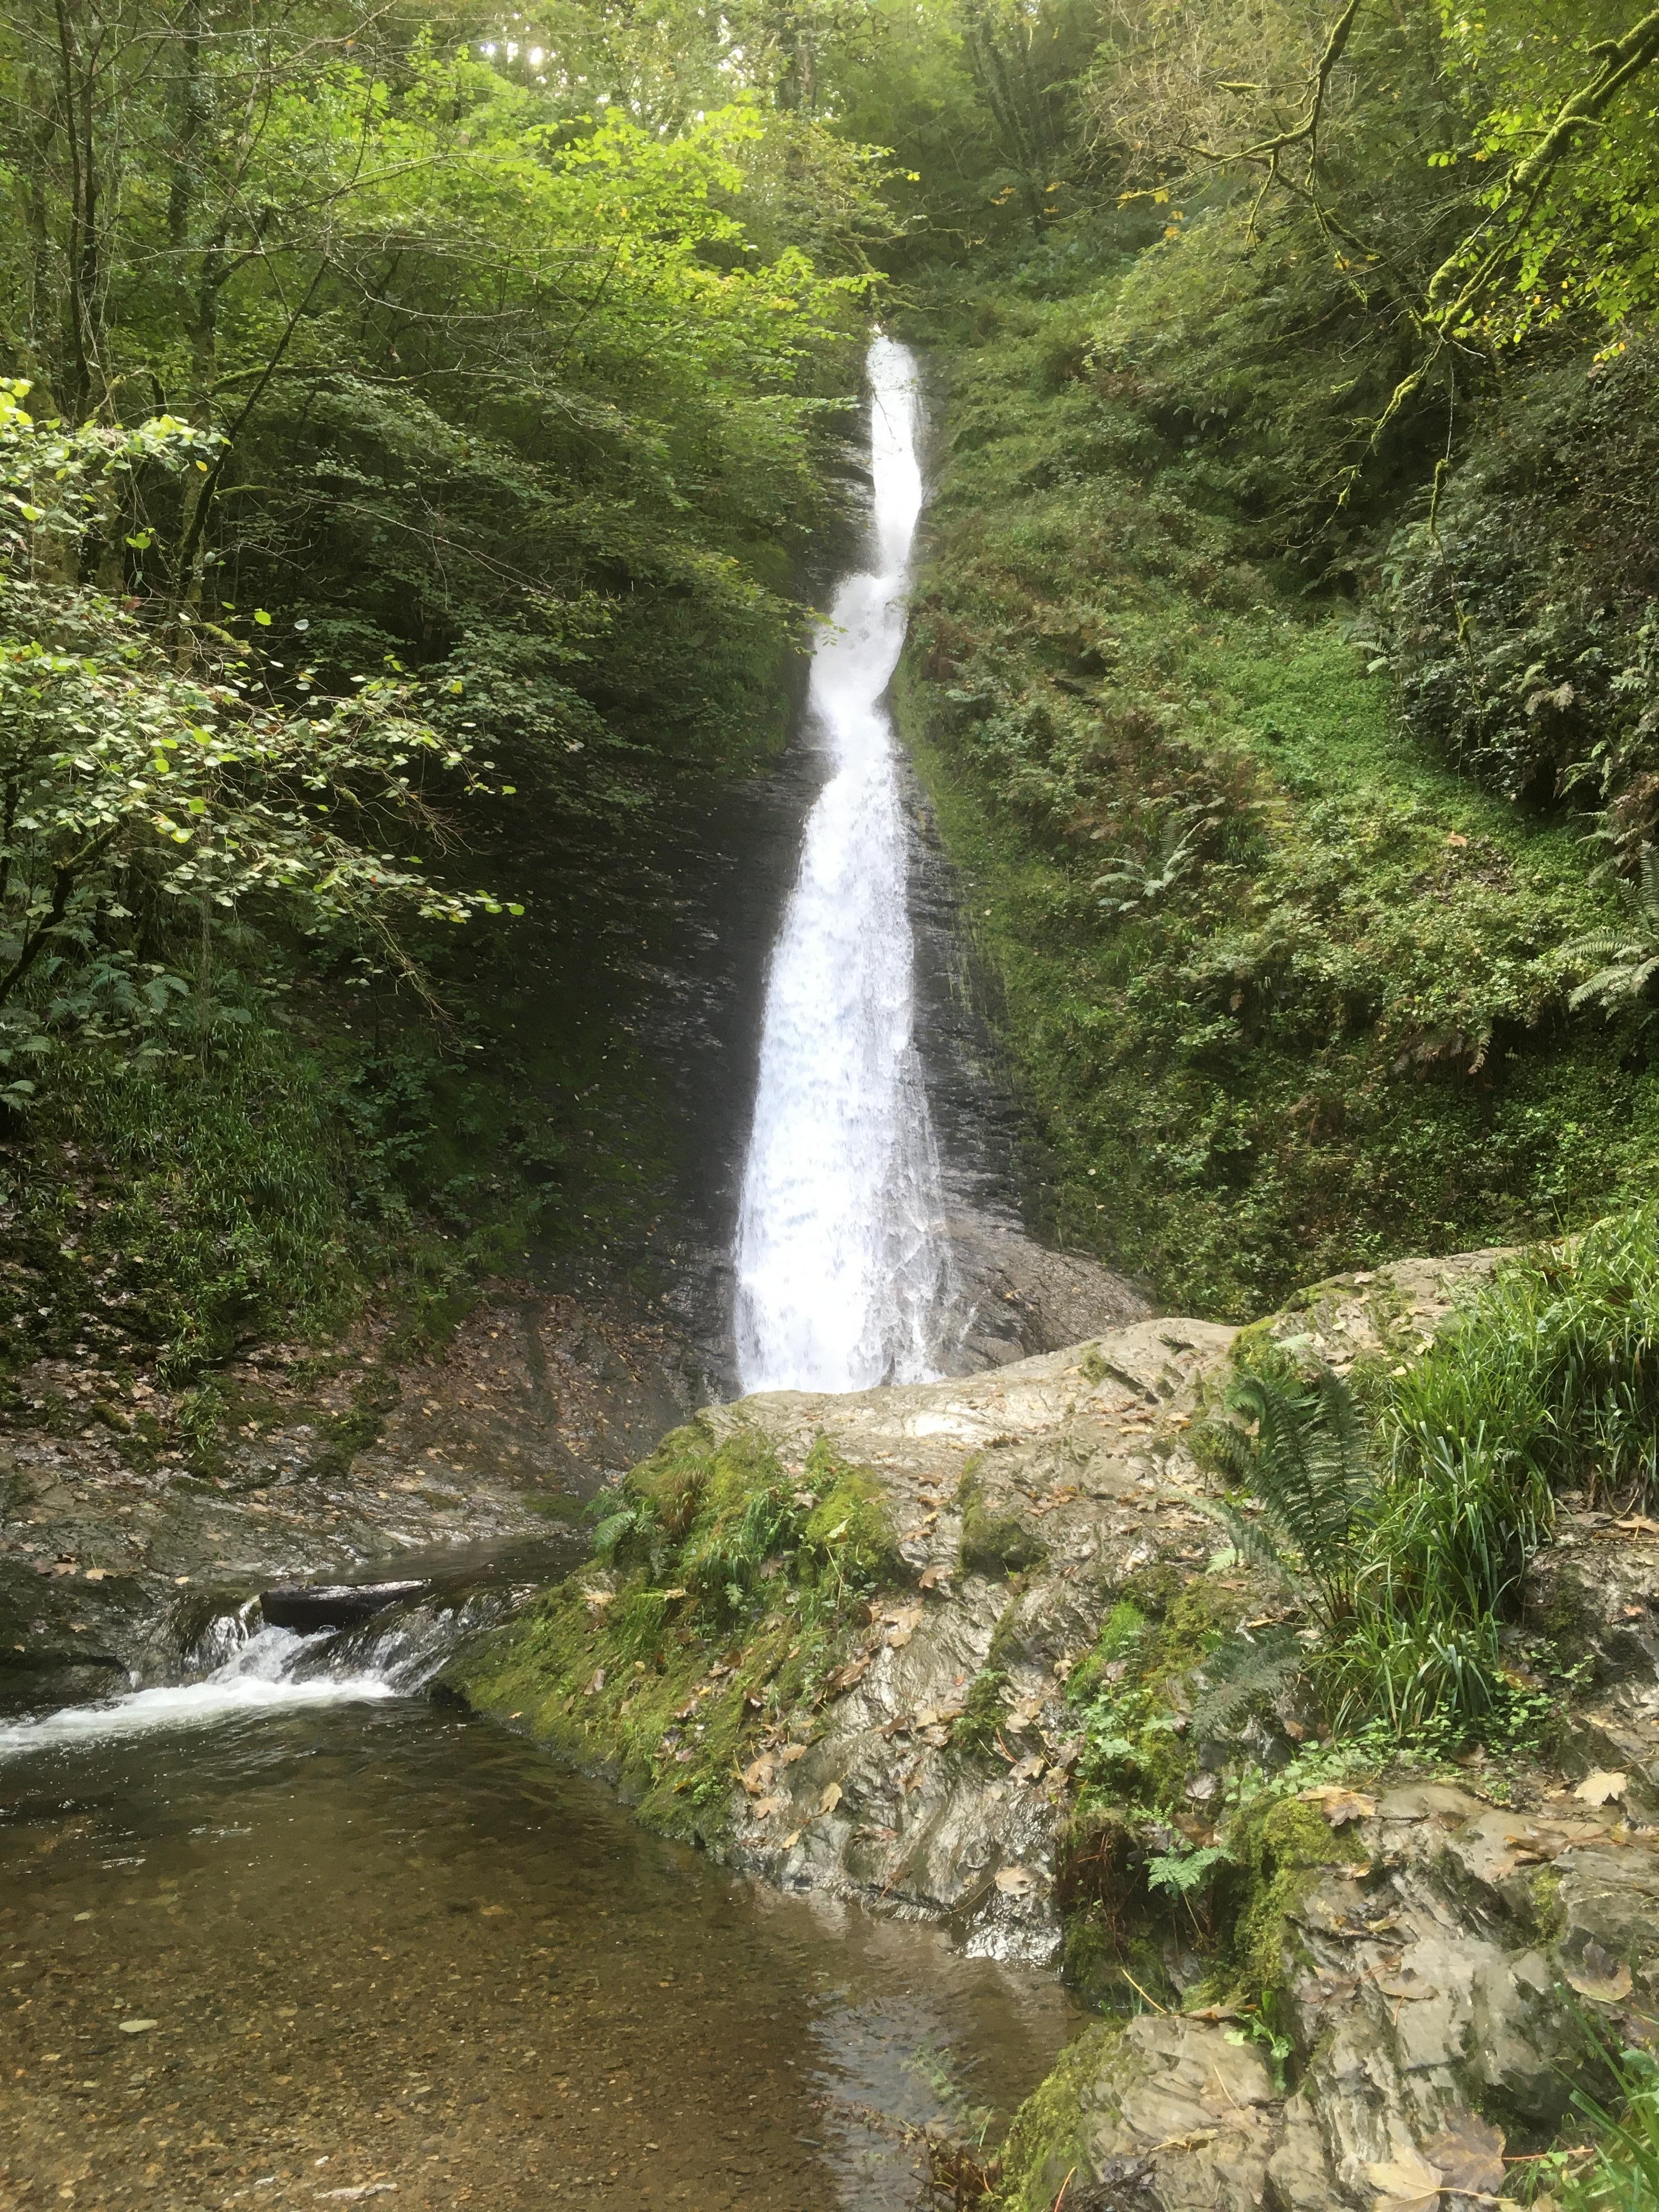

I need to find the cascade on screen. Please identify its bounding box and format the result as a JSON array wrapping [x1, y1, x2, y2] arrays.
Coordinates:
[[732, 336, 954, 1393]]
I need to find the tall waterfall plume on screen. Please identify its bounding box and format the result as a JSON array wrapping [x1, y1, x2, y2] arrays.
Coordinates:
[[733, 337, 955, 1394]]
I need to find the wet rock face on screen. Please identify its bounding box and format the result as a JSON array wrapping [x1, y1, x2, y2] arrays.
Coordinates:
[[1008, 1778, 1659, 2210], [0, 1288, 699, 1713], [696, 1314, 1236, 1962], [942, 1214, 1152, 1369], [259, 1580, 429, 1632]]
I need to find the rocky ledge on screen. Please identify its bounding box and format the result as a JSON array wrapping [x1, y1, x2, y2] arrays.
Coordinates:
[[449, 1243, 1659, 2208]]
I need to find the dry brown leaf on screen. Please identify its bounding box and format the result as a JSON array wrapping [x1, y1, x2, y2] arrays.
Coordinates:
[[741, 1754, 777, 1797], [1565, 1959, 1634, 2004], [1365, 2145, 1444, 2211], [1421, 2112, 1505, 2194], [1575, 1770, 1628, 1806], [1375, 1970, 1439, 2002], [817, 1781, 843, 1816], [779, 1742, 808, 1765], [1303, 1785, 1377, 1827], [994, 1864, 1036, 1898]]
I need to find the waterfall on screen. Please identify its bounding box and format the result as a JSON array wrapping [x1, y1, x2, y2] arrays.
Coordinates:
[[732, 336, 955, 1395]]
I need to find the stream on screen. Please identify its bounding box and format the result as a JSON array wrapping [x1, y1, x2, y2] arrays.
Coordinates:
[[0, 340, 1082, 2209]]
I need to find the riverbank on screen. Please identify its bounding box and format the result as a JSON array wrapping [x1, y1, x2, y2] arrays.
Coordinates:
[[449, 1221, 1659, 2204], [0, 1282, 702, 1717]]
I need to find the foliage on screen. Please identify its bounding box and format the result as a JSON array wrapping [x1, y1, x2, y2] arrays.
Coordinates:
[[1377, 337, 1659, 857], [1190, 1210, 1659, 1737], [0, 0, 889, 1365], [898, 280, 1658, 1320], [1568, 849, 1659, 1015], [0, 386, 512, 1058], [1195, 1366, 1374, 1624], [1551, 2036, 1659, 2211], [447, 1421, 908, 1839]]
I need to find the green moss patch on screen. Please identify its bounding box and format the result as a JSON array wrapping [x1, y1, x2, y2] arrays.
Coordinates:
[[992, 2021, 1113, 2212], [957, 1464, 1047, 1578], [443, 1421, 909, 1843]]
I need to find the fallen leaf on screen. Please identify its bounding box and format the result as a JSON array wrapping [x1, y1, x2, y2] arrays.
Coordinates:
[[1365, 2146, 1443, 2211], [1303, 1785, 1376, 1826], [1009, 1754, 1045, 1784], [818, 1781, 843, 1816], [1565, 1958, 1634, 2004], [82, 1567, 107, 1582], [780, 1742, 808, 1764], [582, 1668, 606, 1696], [741, 1753, 777, 1797], [781, 1830, 801, 1849], [1575, 1770, 1628, 1806], [751, 1794, 785, 1822], [1421, 2114, 1505, 2196], [1375, 1970, 1438, 2001], [1616, 1518, 1659, 1536], [994, 1864, 1036, 1898]]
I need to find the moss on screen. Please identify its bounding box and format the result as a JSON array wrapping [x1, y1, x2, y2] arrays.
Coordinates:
[[957, 1466, 1047, 1578], [1225, 1795, 1364, 2012], [952, 1664, 1012, 1755], [803, 1449, 903, 1585], [992, 2022, 1113, 2212], [444, 1422, 910, 1845], [1079, 1345, 1109, 1386]]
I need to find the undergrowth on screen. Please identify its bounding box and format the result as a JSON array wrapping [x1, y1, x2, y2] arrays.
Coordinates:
[[899, 275, 1659, 1319], [443, 1420, 908, 1840]]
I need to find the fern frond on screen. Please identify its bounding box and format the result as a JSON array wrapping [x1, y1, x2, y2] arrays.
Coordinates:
[[1189, 1492, 1292, 1583], [1192, 1624, 1304, 1735], [1200, 1366, 1374, 1624]]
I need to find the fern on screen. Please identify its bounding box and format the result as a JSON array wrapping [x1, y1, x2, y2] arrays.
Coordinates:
[[1146, 1841, 1233, 1898], [1567, 846, 1659, 1013], [1191, 1623, 1305, 1735], [1195, 1365, 1374, 1626]]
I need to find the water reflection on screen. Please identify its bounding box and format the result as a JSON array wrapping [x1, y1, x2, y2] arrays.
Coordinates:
[[0, 1697, 1076, 2208]]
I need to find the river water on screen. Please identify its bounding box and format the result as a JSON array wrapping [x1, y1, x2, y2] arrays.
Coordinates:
[[0, 341, 1079, 2208]]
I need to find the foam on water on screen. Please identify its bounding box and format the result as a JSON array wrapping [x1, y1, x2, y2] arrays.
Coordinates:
[[733, 336, 955, 1393], [0, 1624, 393, 1756]]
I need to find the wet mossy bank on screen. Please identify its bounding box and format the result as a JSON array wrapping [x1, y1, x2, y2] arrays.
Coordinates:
[[448, 1231, 1659, 2207], [894, 298, 1659, 1323]]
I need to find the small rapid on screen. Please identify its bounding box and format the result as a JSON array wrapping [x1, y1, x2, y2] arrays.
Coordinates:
[[733, 336, 955, 1394]]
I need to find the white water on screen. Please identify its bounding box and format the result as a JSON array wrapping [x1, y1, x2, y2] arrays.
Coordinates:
[[732, 337, 955, 1395], [0, 1624, 393, 1756]]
